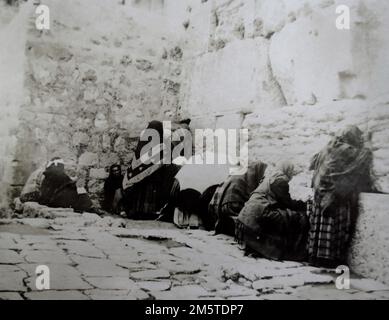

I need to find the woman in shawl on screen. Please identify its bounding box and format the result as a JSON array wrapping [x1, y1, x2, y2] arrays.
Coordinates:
[[209, 161, 268, 236], [122, 120, 181, 220], [39, 157, 93, 212], [308, 125, 376, 268], [236, 161, 308, 261], [102, 164, 124, 214]]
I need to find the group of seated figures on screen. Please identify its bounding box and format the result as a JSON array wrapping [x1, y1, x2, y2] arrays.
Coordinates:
[[19, 122, 379, 269]]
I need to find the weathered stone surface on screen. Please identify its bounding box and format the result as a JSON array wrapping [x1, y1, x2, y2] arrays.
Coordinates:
[[26, 275, 93, 291], [59, 240, 105, 258], [152, 285, 209, 300], [24, 290, 89, 300], [200, 276, 229, 292], [22, 250, 72, 264], [15, 218, 51, 229], [0, 249, 24, 264], [130, 269, 170, 280], [126, 287, 150, 300], [252, 273, 333, 291], [89, 168, 108, 179], [85, 277, 136, 290], [158, 261, 201, 275], [271, 0, 389, 104], [0, 217, 388, 299], [371, 290, 389, 300], [22, 262, 88, 291], [53, 216, 98, 228], [73, 256, 129, 277], [349, 193, 389, 285], [217, 285, 258, 298], [49, 209, 81, 219], [136, 280, 172, 292], [84, 289, 130, 300], [0, 292, 23, 300], [351, 279, 389, 292], [116, 261, 156, 271], [0, 237, 22, 250], [18, 263, 81, 278], [106, 253, 143, 264], [182, 38, 284, 118], [0, 265, 26, 292], [22, 202, 52, 219], [78, 152, 98, 167]]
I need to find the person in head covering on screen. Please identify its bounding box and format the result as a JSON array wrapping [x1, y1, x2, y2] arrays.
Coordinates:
[[39, 157, 93, 213], [208, 161, 268, 236], [102, 164, 123, 214], [236, 161, 308, 261], [121, 120, 183, 220], [308, 125, 377, 268], [39, 158, 77, 207]]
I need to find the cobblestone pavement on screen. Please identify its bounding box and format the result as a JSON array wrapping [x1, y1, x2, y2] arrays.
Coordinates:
[[1, 203, 389, 300]]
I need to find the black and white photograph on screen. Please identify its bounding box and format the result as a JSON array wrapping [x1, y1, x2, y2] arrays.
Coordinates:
[[0, 0, 389, 304]]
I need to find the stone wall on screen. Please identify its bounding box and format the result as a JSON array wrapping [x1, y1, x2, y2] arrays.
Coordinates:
[[169, 0, 389, 196], [1, 0, 185, 209], [349, 193, 389, 285], [1, 0, 388, 208], [0, 1, 31, 215]]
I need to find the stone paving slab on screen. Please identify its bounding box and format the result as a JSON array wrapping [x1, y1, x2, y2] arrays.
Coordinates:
[[58, 240, 106, 258], [84, 289, 131, 300], [21, 250, 72, 264], [24, 290, 90, 300], [85, 277, 136, 290], [152, 285, 210, 300], [136, 280, 172, 292], [0, 292, 24, 300], [130, 269, 171, 280], [70, 255, 129, 277], [0, 249, 25, 264], [1, 207, 389, 300], [0, 265, 27, 292]]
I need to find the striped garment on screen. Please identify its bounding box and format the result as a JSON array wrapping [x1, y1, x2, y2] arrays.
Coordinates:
[[307, 199, 354, 266]]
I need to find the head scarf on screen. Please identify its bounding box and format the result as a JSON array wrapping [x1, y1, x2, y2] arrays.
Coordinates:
[[46, 157, 65, 170], [220, 161, 268, 205], [275, 161, 296, 182], [106, 164, 123, 188], [123, 120, 170, 190], [135, 120, 164, 159], [310, 125, 375, 216], [337, 125, 364, 149]]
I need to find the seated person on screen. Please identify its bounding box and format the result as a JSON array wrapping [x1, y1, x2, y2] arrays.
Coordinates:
[[209, 161, 268, 236], [164, 180, 219, 230], [236, 161, 308, 262], [122, 121, 182, 220], [102, 164, 124, 215], [39, 157, 93, 213]]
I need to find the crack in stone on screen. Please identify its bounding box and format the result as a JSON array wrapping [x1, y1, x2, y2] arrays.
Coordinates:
[[267, 49, 288, 106]]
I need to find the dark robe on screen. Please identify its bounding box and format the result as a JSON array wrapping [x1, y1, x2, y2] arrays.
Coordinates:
[[308, 125, 376, 267], [39, 165, 92, 212], [122, 121, 181, 220], [209, 161, 268, 236], [236, 172, 308, 261], [103, 165, 124, 214]]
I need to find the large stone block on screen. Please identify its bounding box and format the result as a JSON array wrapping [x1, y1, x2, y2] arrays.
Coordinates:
[[89, 168, 108, 180], [78, 152, 98, 167], [269, 0, 389, 105], [348, 193, 389, 286], [182, 38, 285, 118]]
